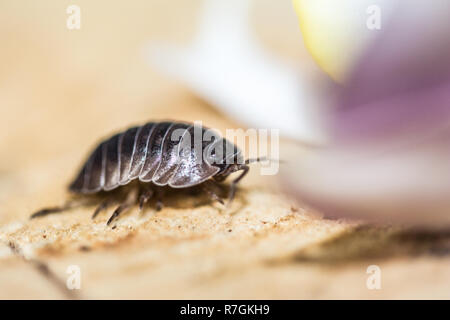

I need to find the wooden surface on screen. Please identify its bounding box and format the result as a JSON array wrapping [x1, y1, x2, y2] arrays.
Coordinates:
[[0, 1, 449, 299]]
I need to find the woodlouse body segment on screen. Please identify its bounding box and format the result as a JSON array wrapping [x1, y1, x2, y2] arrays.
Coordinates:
[[138, 122, 171, 182], [127, 122, 155, 180], [118, 126, 139, 185]]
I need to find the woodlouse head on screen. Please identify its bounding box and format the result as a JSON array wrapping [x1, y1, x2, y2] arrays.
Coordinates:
[[203, 138, 244, 181]]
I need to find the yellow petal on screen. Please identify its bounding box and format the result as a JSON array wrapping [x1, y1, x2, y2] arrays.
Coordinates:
[[293, 0, 392, 82]]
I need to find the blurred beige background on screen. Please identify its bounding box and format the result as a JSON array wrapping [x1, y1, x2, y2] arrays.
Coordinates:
[[0, 1, 449, 299]]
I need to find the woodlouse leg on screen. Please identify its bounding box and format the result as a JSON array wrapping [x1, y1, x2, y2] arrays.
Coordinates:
[[155, 188, 165, 211], [155, 199, 164, 211], [139, 188, 154, 211], [202, 181, 224, 205], [30, 198, 91, 220], [226, 164, 249, 209], [106, 203, 132, 226], [106, 189, 138, 226], [92, 198, 113, 219]]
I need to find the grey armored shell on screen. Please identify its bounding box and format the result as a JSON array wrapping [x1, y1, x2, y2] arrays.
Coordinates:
[[69, 121, 241, 194]]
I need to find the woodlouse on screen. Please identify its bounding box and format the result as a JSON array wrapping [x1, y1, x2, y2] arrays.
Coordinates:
[[31, 120, 263, 226]]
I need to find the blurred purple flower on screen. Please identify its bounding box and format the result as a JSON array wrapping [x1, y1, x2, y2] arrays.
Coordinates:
[[285, 0, 450, 226], [332, 2, 450, 147]]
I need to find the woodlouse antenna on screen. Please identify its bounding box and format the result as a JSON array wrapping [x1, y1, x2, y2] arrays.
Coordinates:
[[245, 157, 283, 165]]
